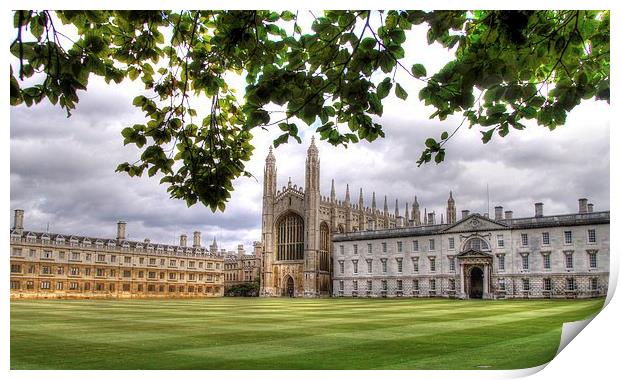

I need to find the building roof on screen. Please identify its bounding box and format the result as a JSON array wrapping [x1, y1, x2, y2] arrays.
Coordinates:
[[332, 211, 610, 242]]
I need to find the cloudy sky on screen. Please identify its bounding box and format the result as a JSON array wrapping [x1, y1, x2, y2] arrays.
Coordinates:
[[9, 12, 610, 251]]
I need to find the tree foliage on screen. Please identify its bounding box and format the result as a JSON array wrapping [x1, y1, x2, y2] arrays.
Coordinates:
[[10, 10, 610, 210]]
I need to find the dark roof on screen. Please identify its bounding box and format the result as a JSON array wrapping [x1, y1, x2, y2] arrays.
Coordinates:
[[333, 211, 610, 242]]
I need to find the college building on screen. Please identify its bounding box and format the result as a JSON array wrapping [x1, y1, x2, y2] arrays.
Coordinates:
[[223, 242, 263, 293], [260, 139, 609, 298], [10, 210, 225, 299]]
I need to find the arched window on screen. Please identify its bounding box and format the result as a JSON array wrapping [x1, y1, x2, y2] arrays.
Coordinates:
[[338, 224, 345, 233], [276, 213, 304, 261], [319, 223, 330, 271], [464, 237, 490, 251]]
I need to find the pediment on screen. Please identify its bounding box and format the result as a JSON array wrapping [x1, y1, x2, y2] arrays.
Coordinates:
[[457, 248, 493, 259], [442, 213, 507, 233]]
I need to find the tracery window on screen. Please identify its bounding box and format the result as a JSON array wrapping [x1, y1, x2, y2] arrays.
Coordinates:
[[319, 223, 330, 271], [276, 213, 304, 261]]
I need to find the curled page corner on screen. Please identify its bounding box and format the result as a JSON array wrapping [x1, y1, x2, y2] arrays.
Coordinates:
[[556, 316, 595, 356]]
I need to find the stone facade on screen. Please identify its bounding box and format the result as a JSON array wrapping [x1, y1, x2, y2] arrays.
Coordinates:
[[10, 211, 225, 299], [224, 242, 263, 292], [332, 204, 609, 299]]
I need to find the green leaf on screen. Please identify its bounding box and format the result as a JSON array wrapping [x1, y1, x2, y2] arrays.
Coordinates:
[[441, 131, 449, 140], [395, 83, 408, 100], [411, 63, 427, 78]]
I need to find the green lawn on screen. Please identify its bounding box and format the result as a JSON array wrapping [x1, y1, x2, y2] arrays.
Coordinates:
[[10, 297, 604, 370]]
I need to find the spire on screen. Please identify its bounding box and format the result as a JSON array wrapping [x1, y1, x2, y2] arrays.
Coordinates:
[[405, 202, 410, 223], [371, 192, 376, 210], [330, 178, 336, 201], [359, 188, 364, 208], [441, 213, 444, 224], [266, 146, 276, 164], [413, 195, 419, 207], [345, 184, 350, 204], [424, 208, 428, 225], [395, 198, 400, 218], [308, 135, 318, 154], [448, 190, 454, 202], [447, 190, 456, 224], [383, 195, 388, 213]]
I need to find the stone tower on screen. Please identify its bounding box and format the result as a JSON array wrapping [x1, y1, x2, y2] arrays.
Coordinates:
[[260, 146, 277, 296], [303, 137, 321, 297], [447, 191, 457, 224], [412, 196, 421, 226]]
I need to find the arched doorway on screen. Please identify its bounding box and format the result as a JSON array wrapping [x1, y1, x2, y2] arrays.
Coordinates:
[[285, 276, 294, 297], [469, 267, 484, 299]]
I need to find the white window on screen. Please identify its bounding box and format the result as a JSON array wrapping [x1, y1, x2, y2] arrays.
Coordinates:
[[367, 244, 372, 254], [588, 251, 597, 268], [497, 234, 504, 248], [339, 245, 344, 255], [543, 253, 551, 270], [353, 244, 358, 254], [56, 282, 64, 290], [412, 240, 419, 252], [367, 280, 372, 291], [543, 278, 552, 291], [448, 237, 455, 250], [40, 281, 51, 289], [449, 279, 455, 290], [381, 258, 387, 273], [397, 241, 403, 253], [381, 242, 387, 253], [429, 257, 436, 272], [42, 250, 53, 259], [449, 257, 455, 272], [565, 252, 574, 269], [564, 231, 572, 244], [12, 247, 22, 256], [498, 278, 506, 291], [381, 280, 387, 291], [98, 254, 106, 262], [352, 260, 358, 274], [590, 277, 598, 291], [339, 261, 344, 274], [521, 254, 529, 270], [339, 280, 344, 291], [366, 259, 372, 273], [429, 279, 436, 291], [542, 232, 550, 245], [397, 258, 403, 273], [412, 258, 419, 273], [413, 279, 419, 291], [498, 255, 505, 271], [397, 280, 403, 291], [353, 280, 358, 291], [567, 278, 576, 291], [71, 252, 80, 261], [70, 267, 79, 276], [429, 239, 435, 251], [521, 234, 528, 246], [522, 278, 530, 291], [588, 229, 596, 243]]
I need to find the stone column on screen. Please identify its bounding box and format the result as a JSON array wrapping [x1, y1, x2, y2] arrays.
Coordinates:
[[459, 263, 465, 298], [483, 265, 490, 298]]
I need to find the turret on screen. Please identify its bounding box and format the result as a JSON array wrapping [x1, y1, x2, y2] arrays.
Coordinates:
[[330, 179, 336, 202], [13, 209, 24, 233], [394, 199, 400, 218], [344, 184, 350, 206], [412, 196, 421, 226], [116, 221, 126, 240], [446, 190, 456, 224], [404, 202, 410, 225], [371, 192, 377, 211]]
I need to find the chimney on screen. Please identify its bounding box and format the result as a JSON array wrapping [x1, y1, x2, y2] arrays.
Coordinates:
[[179, 234, 187, 247], [237, 244, 245, 255], [13, 209, 24, 233], [535, 202, 543, 218], [428, 212, 435, 225], [144, 238, 151, 245], [193, 231, 201, 248], [396, 216, 404, 228], [504, 210, 513, 219], [461, 210, 470, 219], [578, 198, 588, 214], [494, 206, 503, 220], [116, 221, 127, 240], [587, 203, 594, 213]]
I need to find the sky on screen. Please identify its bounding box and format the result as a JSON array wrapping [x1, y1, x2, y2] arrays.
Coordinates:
[[9, 11, 610, 251]]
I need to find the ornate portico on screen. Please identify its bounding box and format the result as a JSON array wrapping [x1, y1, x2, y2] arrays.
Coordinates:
[[457, 249, 494, 299]]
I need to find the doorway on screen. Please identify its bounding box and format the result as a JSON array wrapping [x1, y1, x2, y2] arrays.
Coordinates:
[[286, 276, 294, 298], [469, 267, 483, 299]]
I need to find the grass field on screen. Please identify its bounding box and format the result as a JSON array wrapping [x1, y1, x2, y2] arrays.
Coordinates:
[[10, 297, 604, 370]]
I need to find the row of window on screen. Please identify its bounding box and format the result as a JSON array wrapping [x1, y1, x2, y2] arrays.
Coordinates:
[[499, 250, 598, 271], [10, 265, 218, 282], [336, 277, 600, 293], [338, 229, 599, 255], [10, 280, 220, 293], [10, 249, 221, 269], [338, 256, 454, 275], [338, 278, 455, 292]]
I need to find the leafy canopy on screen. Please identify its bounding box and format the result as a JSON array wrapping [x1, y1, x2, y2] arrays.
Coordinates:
[[10, 10, 610, 211]]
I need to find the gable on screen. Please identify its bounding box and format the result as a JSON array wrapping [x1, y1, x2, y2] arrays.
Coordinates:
[[442, 213, 508, 233]]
